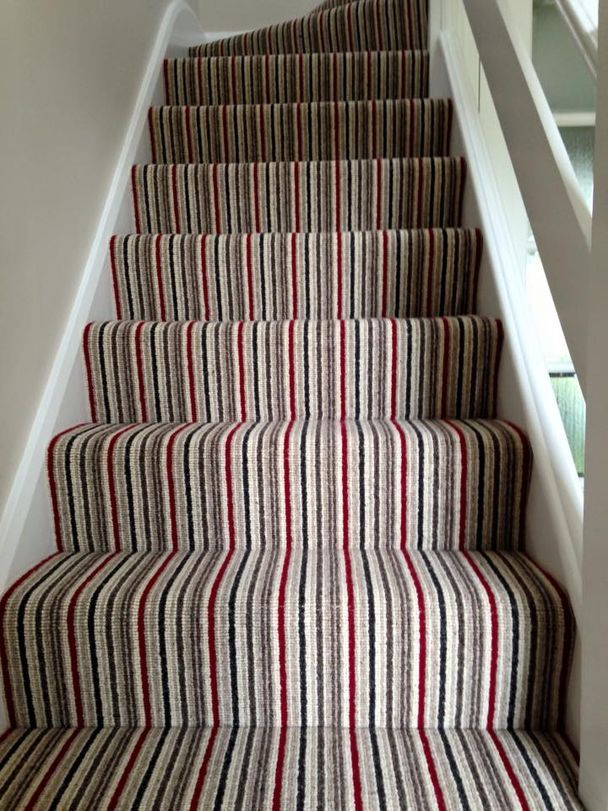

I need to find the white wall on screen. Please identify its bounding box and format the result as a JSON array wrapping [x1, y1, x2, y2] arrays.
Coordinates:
[[0, 0, 189, 526], [197, 0, 318, 32]]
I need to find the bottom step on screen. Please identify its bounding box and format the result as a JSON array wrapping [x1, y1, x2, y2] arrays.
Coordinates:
[[0, 727, 580, 809]]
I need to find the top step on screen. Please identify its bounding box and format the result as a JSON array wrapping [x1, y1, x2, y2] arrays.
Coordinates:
[[189, 0, 428, 57], [164, 51, 429, 106]]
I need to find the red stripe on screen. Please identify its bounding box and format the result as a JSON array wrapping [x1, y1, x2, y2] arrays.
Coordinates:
[[200, 235, 210, 320], [67, 555, 116, 725], [186, 321, 198, 421], [503, 421, 532, 549], [272, 417, 295, 810], [456, 158, 467, 225], [446, 420, 469, 550], [296, 101, 302, 161], [489, 730, 531, 811], [107, 728, 151, 810], [207, 424, 240, 728], [463, 551, 499, 727], [246, 233, 255, 321], [23, 729, 81, 810], [419, 731, 447, 811], [0, 552, 62, 726], [134, 321, 148, 422], [155, 235, 167, 321], [381, 230, 389, 317], [109, 235, 122, 319], [82, 322, 98, 422], [188, 728, 219, 810], [290, 232, 298, 319], [131, 166, 142, 234], [107, 425, 135, 552], [171, 164, 181, 232], [47, 423, 87, 552], [332, 52, 338, 101]]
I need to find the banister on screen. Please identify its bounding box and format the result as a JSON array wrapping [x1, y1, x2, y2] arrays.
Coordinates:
[[554, 0, 598, 78], [458, 0, 592, 391]]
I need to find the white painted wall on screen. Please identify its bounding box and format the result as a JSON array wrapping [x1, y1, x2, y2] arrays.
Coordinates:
[[0, 0, 197, 530], [196, 0, 318, 32]]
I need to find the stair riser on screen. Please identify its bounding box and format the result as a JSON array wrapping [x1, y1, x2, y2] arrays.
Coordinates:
[[1, 551, 570, 729], [190, 0, 427, 56], [164, 51, 429, 106], [48, 420, 530, 554], [132, 158, 466, 235], [83, 317, 501, 424], [110, 230, 481, 322], [148, 100, 452, 165]]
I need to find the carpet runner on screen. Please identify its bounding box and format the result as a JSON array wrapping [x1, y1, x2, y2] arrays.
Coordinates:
[[0, 0, 582, 807]]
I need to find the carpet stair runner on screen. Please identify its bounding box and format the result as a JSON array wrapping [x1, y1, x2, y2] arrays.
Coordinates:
[[0, 0, 582, 807]]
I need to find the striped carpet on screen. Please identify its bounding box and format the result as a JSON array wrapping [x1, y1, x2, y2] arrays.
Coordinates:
[[0, 0, 582, 807]]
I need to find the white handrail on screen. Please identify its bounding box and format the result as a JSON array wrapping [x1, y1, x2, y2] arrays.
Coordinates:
[[459, 0, 592, 391], [554, 0, 598, 78]]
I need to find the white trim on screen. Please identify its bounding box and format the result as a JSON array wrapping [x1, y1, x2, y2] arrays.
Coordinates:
[[553, 110, 596, 128], [0, 0, 203, 603], [435, 32, 583, 615]]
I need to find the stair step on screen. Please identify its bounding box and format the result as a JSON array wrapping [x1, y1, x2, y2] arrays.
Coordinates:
[[1, 549, 571, 729], [110, 229, 481, 322], [131, 157, 466, 234], [48, 418, 529, 554], [164, 51, 429, 106], [148, 99, 452, 165], [189, 0, 427, 57], [0, 727, 580, 809], [83, 316, 501, 424]]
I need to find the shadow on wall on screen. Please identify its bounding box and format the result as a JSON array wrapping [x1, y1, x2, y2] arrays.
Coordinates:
[[197, 0, 320, 32]]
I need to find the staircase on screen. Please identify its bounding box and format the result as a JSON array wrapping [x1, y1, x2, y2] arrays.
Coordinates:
[[0, 0, 583, 807]]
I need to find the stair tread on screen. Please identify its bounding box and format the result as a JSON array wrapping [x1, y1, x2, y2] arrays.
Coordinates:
[[1, 549, 571, 729], [189, 0, 427, 57], [0, 727, 580, 809], [164, 50, 429, 106], [110, 229, 481, 321], [49, 417, 530, 554], [148, 99, 452, 165]]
